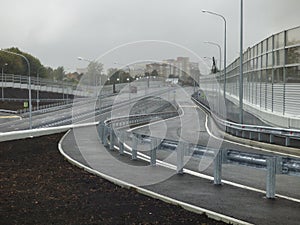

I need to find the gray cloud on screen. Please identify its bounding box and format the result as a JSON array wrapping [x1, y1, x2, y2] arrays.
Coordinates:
[[0, 0, 298, 71]]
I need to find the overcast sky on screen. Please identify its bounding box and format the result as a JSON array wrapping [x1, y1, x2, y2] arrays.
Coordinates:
[[0, 0, 299, 72]]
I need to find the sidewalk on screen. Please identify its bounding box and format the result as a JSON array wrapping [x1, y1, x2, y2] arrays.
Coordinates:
[[61, 126, 300, 225]]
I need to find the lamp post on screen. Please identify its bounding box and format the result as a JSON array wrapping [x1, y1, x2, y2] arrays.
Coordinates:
[[127, 77, 131, 99], [36, 67, 43, 110], [239, 0, 244, 124], [1, 49, 32, 129], [202, 9, 227, 100], [1, 63, 8, 101], [204, 41, 222, 71]]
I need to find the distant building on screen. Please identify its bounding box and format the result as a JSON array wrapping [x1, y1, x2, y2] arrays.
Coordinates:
[[144, 57, 200, 80], [176, 57, 190, 79], [76, 67, 88, 74]]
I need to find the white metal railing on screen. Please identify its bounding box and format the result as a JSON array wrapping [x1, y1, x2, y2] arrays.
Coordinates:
[[0, 73, 91, 97], [199, 26, 300, 120]]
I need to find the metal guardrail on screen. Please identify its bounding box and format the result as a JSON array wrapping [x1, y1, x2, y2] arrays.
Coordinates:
[[97, 112, 300, 199], [191, 96, 300, 147], [0, 73, 117, 97]]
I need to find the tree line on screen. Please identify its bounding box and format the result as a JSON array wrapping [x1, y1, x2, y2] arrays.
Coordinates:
[[0, 47, 68, 81]]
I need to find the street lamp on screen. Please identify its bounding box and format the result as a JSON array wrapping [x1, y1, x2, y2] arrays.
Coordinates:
[[1, 49, 32, 129], [36, 67, 44, 110], [204, 41, 222, 71], [126, 77, 131, 100], [202, 9, 227, 100], [1, 63, 8, 101], [239, 0, 244, 124]]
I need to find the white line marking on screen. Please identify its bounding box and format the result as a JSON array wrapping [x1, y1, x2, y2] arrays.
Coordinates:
[[197, 105, 300, 158], [127, 102, 185, 132], [121, 144, 300, 203], [58, 131, 253, 225]]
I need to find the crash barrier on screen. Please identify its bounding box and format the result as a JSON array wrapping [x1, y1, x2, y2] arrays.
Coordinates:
[[97, 115, 300, 199], [192, 96, 300, 147]]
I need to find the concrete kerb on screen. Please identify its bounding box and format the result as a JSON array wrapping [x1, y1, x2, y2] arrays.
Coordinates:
[[58, 129, 253, 225]]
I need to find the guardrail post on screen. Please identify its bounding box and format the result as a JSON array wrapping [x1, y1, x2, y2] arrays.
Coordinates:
[[118, 131, 124, 155], [285, 137, 290, 146], [266, 157, 276, 199], [103, 125, 108, 147], [249, 132, 253, 140], [214, 150, 223, 185], [176, 142, 184, 174], [269, 134, 274, 144], [109, 127, 114, 150], [132, 135, 138, 160], [241, 130, 245, 138], [150, 137, 157, 166], [258, 132, 262, 141]]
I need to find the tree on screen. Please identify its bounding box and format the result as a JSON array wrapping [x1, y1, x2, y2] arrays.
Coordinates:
[[52, 66, 65, 81], [0, 47, 57, 80], [85, 61, 103, 86], [0, 47, 43, 77], [151, 69, 159, 77]]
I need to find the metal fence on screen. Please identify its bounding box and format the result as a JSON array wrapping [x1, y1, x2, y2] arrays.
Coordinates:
[[200, 26, 300, 117], [0, 73, 126, 98], [97, 113, 300, 199]]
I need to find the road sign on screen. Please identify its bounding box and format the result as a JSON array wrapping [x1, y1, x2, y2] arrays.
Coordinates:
[[24, 101, 28, 108]]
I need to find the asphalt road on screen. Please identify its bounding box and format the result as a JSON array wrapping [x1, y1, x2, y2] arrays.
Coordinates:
[[126, 87, 300, 200], [0, 85, 175, 132]]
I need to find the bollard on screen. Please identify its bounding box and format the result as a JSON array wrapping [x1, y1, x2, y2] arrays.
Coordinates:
[[213, 150, 222, 185], [176, 142, 184, 174], [266, 157, 276, 199], [109, 127, 114, 150], [118, 132, 124, 155], [132, 135, 138, 160], [150, 137, 157, 166]]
